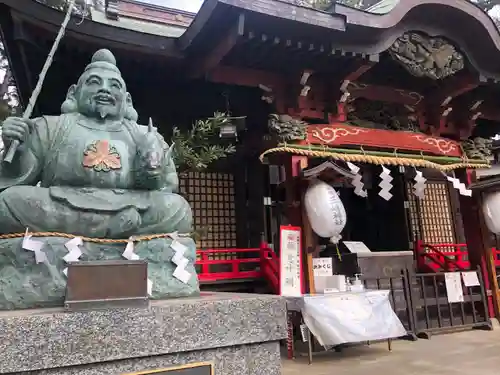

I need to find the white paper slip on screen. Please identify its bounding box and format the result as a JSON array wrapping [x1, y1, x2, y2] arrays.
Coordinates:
[[173, 267, 191, 284], [445, 272, 464, 303], [378, 190, 393, 201], [122, 240, 140, 260], [461, 271, 480, 287], [63, 247, 82, 262], [173, 256, 189, 269], [170, 240, 188, 254], [147, 279, 153, 296]]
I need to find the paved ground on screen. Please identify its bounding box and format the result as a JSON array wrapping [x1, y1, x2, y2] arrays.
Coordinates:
[[282, 329, 500, 375]]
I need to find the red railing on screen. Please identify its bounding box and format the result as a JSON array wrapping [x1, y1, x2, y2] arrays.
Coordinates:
[[415, 241, 469, 272], [261, 246, 280, 294], [415, 240, 500, 272], [196, 243, 280, 292]]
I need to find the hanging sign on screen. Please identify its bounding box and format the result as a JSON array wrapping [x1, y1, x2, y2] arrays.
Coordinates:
[[279, 225, 303, 297], [444, 272, 464, 303], [312, 257, 333, 277]]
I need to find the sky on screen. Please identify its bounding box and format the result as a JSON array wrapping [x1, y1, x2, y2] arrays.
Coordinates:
[[139, 0, 204, 13], [141, 0, 500, 18]]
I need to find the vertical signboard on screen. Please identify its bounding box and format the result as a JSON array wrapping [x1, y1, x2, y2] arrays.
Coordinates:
[[279, 225, 303, 297]]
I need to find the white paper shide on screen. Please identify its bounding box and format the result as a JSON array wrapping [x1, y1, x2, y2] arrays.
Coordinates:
[[346, 162, 367, 198], [62, 236, 83, 276], [169, 237, 192, 285], [121, 238, 153, 295], [413, 170, 426, 199], [22, 228, 47, 264], [378, 166, 393, 201], [304, 180, 347, 244]]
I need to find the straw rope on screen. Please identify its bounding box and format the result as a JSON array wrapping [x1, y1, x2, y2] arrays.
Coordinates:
[[0, 232, 190, 243], [259, 145, 490, 171]]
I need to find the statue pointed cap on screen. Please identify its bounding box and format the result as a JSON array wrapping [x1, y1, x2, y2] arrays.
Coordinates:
[[84, 49, 121, 75]]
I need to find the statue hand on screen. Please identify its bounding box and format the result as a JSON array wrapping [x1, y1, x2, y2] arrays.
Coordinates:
[[2, 117, 34, 148]]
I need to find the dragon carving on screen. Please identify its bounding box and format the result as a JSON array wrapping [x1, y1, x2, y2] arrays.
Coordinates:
[[389, 32, 464, 80]]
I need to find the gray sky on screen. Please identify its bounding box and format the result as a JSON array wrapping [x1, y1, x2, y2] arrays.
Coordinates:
[[138, 0, 204, 13], [138, 0, 500, 18]]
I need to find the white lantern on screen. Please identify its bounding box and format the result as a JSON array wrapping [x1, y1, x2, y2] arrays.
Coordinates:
[[304, 180, 347, 244], [483, 191, 500, 234]]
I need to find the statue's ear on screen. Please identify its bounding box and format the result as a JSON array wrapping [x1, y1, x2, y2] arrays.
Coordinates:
[[61, 84, 78, 113], [124, 92, 138, 122]]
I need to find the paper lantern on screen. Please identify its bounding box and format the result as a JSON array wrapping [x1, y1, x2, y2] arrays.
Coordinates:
[[483, 192, 500, 234], [304, 180, 347, 244]]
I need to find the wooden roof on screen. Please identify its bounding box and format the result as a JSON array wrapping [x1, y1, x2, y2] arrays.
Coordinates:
[[3, 0, 500, 115]]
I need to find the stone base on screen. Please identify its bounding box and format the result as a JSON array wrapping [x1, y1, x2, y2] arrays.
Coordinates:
[[0, 236, 199, 310], [0, 292, 286, 374]]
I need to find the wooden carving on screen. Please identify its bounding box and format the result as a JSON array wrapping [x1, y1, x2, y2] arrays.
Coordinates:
[[389, 32, 464, 80], [268, 114, 308, 142], [462, 137, 493, 161]]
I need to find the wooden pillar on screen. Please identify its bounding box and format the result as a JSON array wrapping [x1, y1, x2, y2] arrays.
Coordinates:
[[283, 155, 316, 294], [457, 170, 500, 319], [301, 184, 316, 295]]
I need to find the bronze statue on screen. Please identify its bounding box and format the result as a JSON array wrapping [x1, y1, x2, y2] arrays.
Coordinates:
[[0, 49, 199, 309], [0, 49, 192, 239]]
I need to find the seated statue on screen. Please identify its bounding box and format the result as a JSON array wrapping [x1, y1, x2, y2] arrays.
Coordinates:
[[0, 49, 192, 239]]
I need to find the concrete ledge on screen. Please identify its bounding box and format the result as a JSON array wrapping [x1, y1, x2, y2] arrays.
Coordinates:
[[0, 292, 287, 373]]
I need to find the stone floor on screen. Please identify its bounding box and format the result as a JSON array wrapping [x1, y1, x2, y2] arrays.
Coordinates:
[[282, 330, 500, 375]]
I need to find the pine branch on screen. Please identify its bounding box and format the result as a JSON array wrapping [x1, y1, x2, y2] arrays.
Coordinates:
[[171, 112, 236, 172]]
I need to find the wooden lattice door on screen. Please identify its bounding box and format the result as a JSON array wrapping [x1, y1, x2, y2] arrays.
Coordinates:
[[179, 171, 237, 260], [406, 181, 457, 250]]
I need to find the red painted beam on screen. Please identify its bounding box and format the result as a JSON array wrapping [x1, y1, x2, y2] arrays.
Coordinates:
[[420, 74, 480, 136], [423, 73, 480, 108], [343, 58, 378, 82]]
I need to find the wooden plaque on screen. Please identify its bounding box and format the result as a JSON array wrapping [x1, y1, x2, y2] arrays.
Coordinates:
[[124, 362, 213, 375], [65, 260, 149, 311]]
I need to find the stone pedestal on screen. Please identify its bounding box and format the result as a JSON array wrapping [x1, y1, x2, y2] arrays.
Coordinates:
[[0, 293, 286, 374], [0, 236, 199, 310]]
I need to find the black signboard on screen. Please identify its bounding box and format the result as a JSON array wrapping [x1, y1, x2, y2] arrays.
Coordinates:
[[124, 363, 213, 375]]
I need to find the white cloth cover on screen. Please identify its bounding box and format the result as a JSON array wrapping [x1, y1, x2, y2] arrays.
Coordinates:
[[301, 290, 406, 347]]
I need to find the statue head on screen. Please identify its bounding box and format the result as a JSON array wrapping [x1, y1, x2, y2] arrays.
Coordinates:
[[61, 49, 138, 122]]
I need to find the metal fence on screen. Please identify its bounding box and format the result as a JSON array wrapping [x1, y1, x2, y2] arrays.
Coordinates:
[[362, 266, 492, 338], [410, 266, 491, 337]]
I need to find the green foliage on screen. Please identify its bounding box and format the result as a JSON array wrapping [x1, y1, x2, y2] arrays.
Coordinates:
[[171, 112, 236, 172]]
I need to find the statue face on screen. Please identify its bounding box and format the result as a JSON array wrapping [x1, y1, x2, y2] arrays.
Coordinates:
[[76, 69, 128, 121]]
